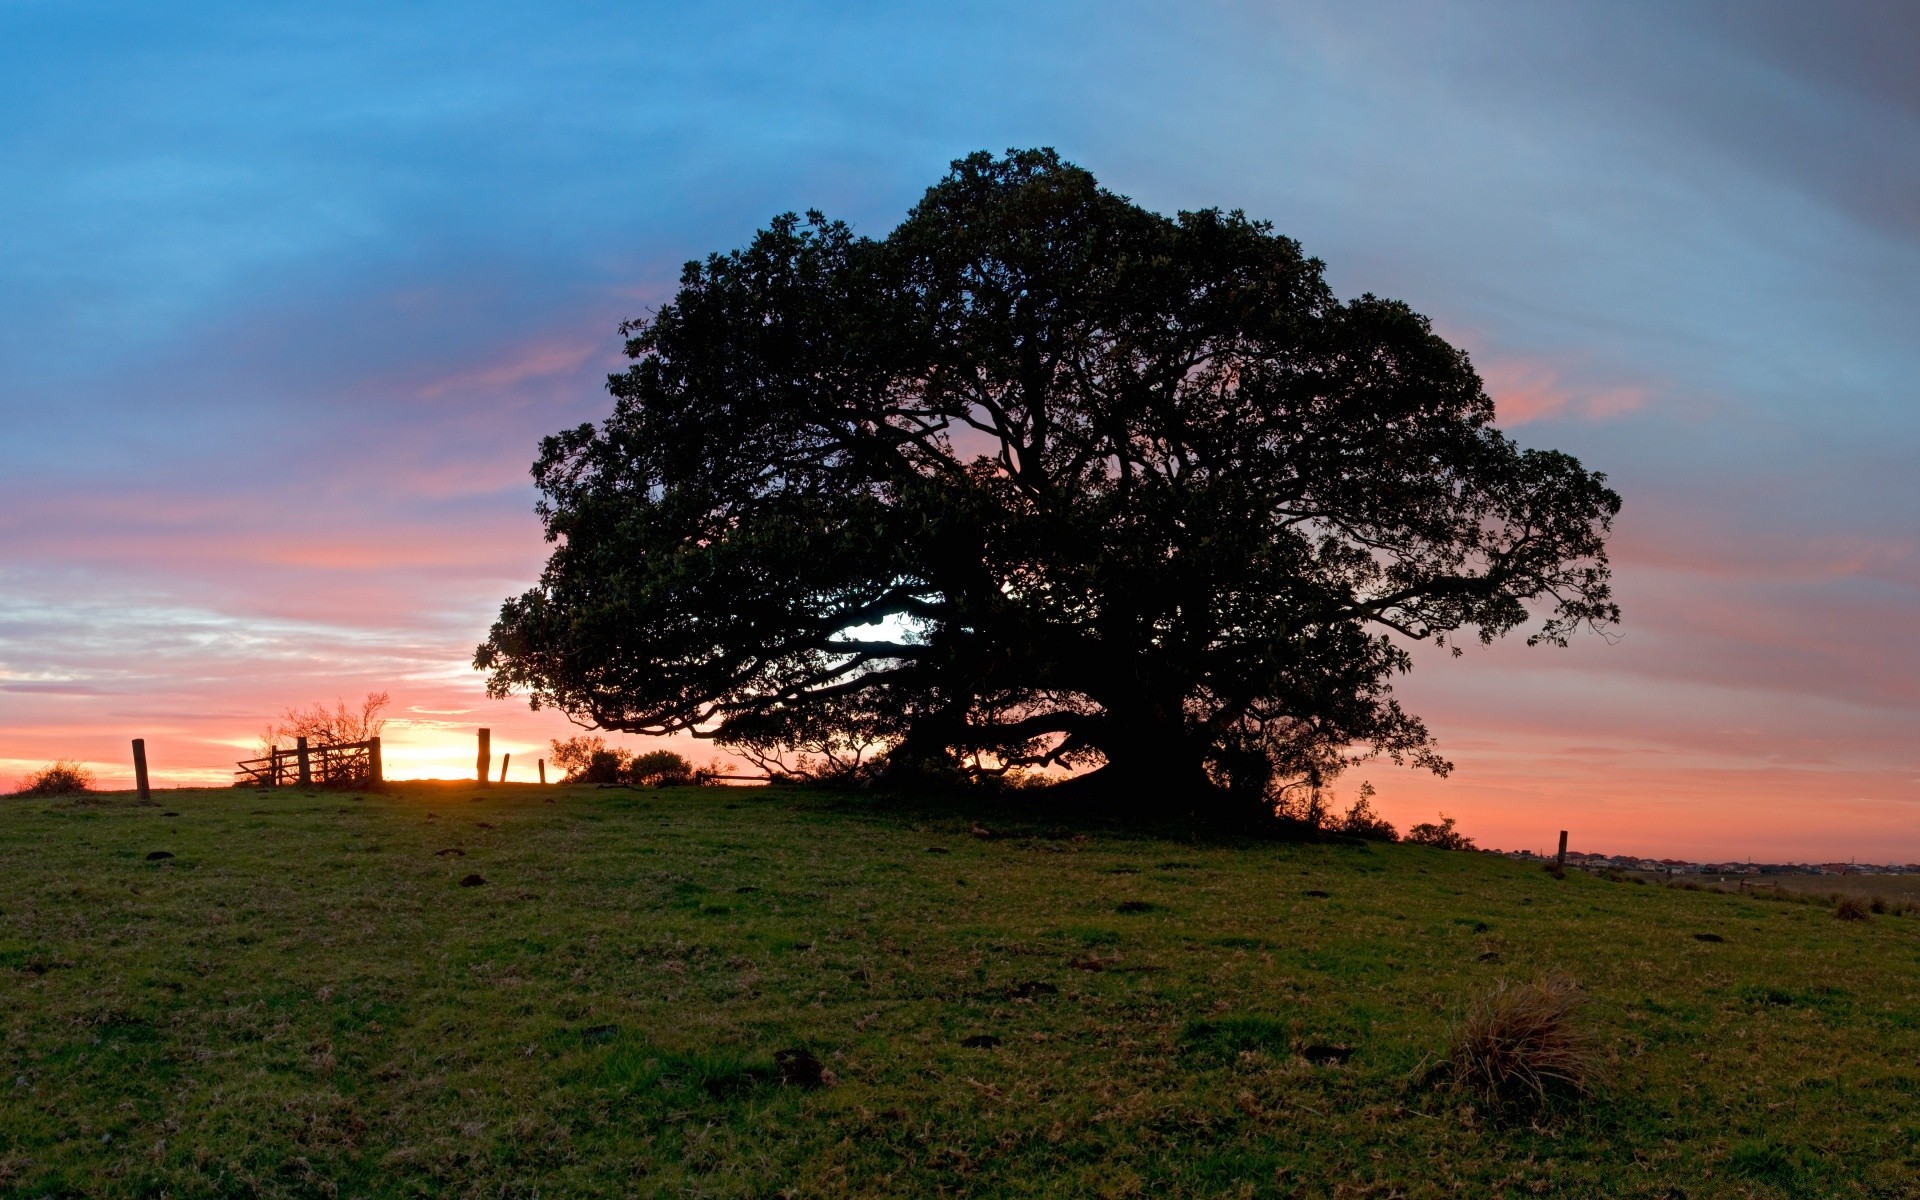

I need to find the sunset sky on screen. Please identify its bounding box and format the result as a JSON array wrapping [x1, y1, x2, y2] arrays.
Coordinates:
[[4, 1, 1918, 861]]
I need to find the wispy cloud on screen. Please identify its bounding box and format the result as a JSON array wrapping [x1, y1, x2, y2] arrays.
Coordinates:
[[1479, 357, 1649, 425]]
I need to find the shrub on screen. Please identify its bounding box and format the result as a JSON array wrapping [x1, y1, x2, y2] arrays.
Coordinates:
[[1334, 784, 1398, 841], [1438, 973, 1594, 1110], [1406, 814, 1477, 851], [629, 750, 694, 787], [14, 760, 95, 797], [551, 736, 630, 783], [1835, 895, 1871, 922], [582, 749, 628, 783]]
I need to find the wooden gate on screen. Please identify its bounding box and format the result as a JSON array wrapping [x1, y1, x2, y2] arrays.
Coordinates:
[[235, 736, 383, 788]]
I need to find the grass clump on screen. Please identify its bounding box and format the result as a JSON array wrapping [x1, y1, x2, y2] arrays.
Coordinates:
[[1835, 894, 1872, 922], [10, 760, 94, 797], [1436, 973, 1595, 1111]]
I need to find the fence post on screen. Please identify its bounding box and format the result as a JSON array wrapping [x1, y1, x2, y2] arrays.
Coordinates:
[[369, 736, 383, 788], [538, 758, 546, 785], [499, 753, 510, 783], [477, 728, 491, 785], [1556, 830, 1568, 871], [267, 745, 278, 788], [131, 738, 151, 803], [296, 736, 312, 787]]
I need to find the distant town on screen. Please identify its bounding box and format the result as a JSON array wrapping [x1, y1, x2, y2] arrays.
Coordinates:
[[1493, 849, 1920, 876]]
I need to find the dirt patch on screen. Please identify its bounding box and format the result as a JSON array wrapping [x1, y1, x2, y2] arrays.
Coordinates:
[[459, 874, 487, 887]]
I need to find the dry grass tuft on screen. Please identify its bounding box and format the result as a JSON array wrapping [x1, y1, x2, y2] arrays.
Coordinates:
[[1439, 973, 1596, 1110], [1834, 895, 1871, 922]]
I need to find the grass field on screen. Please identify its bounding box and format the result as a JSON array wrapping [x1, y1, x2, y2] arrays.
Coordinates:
[[1710, 874, 1920, 904], [4, 782, 1919, 1198]]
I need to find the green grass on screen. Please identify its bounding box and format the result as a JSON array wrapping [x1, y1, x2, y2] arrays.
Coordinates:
[[3, 782, 1918, 1198]]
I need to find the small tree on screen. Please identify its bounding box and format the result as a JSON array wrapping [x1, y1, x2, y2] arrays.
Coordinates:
[[1334, 783, 1398, 841], [265, 692, 390, 749], [1406, 814, 1476, 851], [13, 760, 95, 797]]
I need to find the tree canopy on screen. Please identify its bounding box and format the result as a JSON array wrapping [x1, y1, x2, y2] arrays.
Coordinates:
[[476, 149, 1620, 819]]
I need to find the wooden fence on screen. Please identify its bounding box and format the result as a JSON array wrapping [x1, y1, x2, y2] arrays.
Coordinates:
[[235, 736, 383, 788]]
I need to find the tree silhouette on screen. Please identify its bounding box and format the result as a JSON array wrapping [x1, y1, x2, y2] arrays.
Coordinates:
[[477, 150, 1620, 819]]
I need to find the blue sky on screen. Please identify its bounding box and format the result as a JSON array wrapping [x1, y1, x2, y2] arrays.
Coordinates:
[[3, 1, 1917, 858]]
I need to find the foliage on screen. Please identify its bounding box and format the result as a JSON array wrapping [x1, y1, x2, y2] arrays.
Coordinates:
[[1438, 973, 1595, 1111], [0, 782, 1905, 1196], [11, 760, 94, 797], [476, 149, 1621, 819], [549, 738, 710, 786], [263, 691, 389, 751], [549, 735, 628, 783], [629, 749, 695, 787], [1333, 783, 1398, 841], [1406, 814, 1476, 850]]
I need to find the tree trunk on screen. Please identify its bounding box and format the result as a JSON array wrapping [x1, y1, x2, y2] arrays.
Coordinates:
[[1048, 723, 1214, 814]]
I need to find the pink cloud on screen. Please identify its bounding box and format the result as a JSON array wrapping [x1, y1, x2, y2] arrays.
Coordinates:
[[413, 336, 605, 400], [1479, 356, 1649, 425]]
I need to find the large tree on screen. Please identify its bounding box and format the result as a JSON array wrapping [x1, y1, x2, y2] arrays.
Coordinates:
[[476, 150, 1620, 817]]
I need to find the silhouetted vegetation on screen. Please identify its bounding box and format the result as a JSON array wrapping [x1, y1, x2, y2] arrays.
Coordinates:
[[1332, 783, 1398, 841], [549, 736, 710, 786], [12, 760, 94, 797], [260, 691, 389, 752], [549, 735, 628, 783], [1406, 814, 1477, 851], [477, 149, 1620, 823]]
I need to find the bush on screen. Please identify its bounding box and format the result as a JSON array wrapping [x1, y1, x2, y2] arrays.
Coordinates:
[[1334, 784, 1398, 841], [550, 736, 629, 783], [1438, 973, 1594, 1111], [550, 737, 713, 786], [1406, 814, 1476, 851], [1835, 895, 1871, 922], [629, 750, 693, 787], [14, 760, 95, 797]]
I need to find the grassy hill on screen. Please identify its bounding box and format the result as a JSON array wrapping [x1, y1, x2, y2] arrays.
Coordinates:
[[2, 782, 1916, 1198]]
